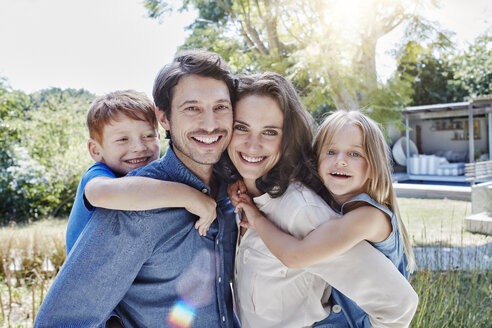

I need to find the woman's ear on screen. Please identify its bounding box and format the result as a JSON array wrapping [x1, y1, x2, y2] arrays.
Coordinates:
[[88, 138, 103, 162]]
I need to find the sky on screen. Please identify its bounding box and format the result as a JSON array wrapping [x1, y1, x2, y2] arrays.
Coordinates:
[[0, 0, 490, 98]]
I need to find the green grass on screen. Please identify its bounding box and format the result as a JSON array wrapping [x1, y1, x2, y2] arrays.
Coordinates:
[[1, 198, 491, 327]]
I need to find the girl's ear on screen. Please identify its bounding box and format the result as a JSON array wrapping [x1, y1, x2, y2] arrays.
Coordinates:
[[88, 138, 103, 162]]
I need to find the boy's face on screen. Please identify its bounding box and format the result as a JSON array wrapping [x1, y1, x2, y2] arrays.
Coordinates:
[[89, 114, 160, 176]]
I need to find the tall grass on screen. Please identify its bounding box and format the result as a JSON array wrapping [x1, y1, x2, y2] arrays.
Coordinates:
[[1, 198, 491, 327]]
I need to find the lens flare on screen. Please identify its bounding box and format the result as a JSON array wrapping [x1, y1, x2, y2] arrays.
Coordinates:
[[167, 299, 196, 328]]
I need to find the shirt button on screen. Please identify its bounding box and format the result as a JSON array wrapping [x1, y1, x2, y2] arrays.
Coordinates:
[[222, 316, 226, 322], [332, 304, 342, 313], [218, 276, 222, 283], [216, 239, 220, 245], [201, 188, 208, 194]]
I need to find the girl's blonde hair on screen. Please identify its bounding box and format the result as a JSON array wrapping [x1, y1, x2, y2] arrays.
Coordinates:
[[314, 110, 415, 272]]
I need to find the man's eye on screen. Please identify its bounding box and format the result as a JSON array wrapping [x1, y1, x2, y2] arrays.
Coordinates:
[[185, 106, 198, 112], [216, 104, 230, 111]]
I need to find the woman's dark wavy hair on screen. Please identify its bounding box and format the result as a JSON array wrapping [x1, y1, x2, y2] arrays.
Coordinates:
[[216, 72, 333, 203]]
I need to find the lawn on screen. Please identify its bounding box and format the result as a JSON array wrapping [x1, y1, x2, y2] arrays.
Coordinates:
[[0, 197, 491, 327]]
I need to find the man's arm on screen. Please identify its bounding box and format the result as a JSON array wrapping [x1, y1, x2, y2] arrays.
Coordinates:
[[307, 241, 418, 328], [35, 208, 152, 328]]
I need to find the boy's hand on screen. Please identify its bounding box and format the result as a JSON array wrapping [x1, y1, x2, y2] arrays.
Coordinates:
[[185, 192, 217, 236], [234, 194, 265, 231], [228, 180, 248, 207]]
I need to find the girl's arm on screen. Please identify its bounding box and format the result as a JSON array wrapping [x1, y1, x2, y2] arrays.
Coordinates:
[[236, 197, 391, 268], [85, 176, 216, 236]]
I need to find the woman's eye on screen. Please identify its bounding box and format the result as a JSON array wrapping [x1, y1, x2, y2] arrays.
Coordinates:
[[234, 124, 247, 132]]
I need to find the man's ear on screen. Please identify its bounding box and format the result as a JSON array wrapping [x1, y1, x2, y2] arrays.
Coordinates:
[[155, 107, 170, 131], [88, 138, 103, 162]]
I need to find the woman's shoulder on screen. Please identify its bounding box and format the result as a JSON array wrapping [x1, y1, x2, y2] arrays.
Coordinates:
[[282, 181, 331, 208]]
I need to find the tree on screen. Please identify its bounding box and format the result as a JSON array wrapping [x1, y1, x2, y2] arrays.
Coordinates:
[[0, 82, 95, 223], [145, 0, 441, 124], [452, 30, 492, 97]]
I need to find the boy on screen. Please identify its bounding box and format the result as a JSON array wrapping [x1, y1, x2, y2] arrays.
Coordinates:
[[66, 90, 216, 254]]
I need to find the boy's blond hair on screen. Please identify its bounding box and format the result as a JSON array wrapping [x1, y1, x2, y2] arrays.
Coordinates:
[[314, 110, 415, 272], [87, 90, 157, 144]]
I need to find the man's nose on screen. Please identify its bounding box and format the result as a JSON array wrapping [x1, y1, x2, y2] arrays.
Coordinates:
[[201, 109, 219, 132]]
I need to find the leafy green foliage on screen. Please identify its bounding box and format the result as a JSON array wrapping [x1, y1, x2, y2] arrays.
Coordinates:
[[0, 81, 95, 223], [452, 30, 492, 98], [144, 0, 441, 127]]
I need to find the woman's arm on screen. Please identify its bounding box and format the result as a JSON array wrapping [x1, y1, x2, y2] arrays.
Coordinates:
[[236, 199, 391, 268], [85, 176, 216, 236]]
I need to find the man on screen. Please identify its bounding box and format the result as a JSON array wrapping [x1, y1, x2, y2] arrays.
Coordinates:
[[35, 50, 239, 328]]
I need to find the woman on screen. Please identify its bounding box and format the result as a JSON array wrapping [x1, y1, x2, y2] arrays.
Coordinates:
[[217, 72, 417, 328]]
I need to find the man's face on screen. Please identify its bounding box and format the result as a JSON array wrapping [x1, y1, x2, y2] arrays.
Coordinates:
[[157, 74, 233, 173]]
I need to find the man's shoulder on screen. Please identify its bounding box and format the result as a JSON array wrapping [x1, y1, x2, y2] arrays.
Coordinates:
[[126, 157, 170, 180]]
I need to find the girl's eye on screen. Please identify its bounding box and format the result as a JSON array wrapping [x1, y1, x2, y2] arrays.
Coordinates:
[[349, 152, 361, 157], [327, 150, 336, 155], [144, 134, 156, 139], [264, 130, 278, 136]]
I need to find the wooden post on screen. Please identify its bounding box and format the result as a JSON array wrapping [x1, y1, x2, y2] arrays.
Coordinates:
[[468, 103, 474, 163]]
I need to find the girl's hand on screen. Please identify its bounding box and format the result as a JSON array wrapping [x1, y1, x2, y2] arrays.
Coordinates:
[[235, 194, 265, 230], [227, 180, 248, 207], [185, 192, 217, 236]]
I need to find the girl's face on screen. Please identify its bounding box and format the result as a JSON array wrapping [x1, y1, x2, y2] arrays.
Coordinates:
[[227, 94, 284, 196], [318, 123, 370, 205]]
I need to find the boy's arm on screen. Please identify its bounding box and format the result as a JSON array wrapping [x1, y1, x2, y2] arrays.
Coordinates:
[[237, 201, 390, 268], [85, 176, 216, 235]]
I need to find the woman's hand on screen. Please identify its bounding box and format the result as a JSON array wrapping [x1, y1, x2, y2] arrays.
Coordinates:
[[227, 180, 248, 207]]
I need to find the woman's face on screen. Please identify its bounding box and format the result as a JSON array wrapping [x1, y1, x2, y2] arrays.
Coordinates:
[[227, 94, 284, 195]]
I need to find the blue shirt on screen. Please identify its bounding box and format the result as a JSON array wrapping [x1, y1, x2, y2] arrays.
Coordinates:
[[35, 147, 239, 328], [65, 162, 115, 254]]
